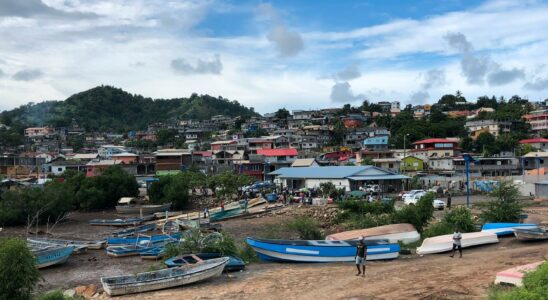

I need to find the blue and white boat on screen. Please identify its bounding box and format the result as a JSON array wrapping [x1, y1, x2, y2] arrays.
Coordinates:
[[164, 253, 246, 271], [33, 245, 74, 269], [89, 215, 155, 227], [246, 237, 400, 262], [107, 233, 181, 245], [112, 224, 157, 237], [107, 240, 171, 258], [481, 223, 538, 236]]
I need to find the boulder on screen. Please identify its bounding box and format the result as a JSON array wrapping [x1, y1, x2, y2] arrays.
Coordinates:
[[74, 286, 87, 295], [82, 284, 98, 298], [63, 289, 75, 298]]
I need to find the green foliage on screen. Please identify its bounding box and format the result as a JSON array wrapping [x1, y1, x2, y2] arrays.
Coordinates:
[[476, 132, 497, 155], [156, 129, 179, 146], [274, 108, 290, 120], [393, 192, 435, 232], [35, 290, 74, 300], [0, 238, 41, 300], [360, 157, 374, 166], [442, 206, 476, 232], [422, 221, 454, 239], [148, 174, 190, 210], [488, 261, 548, 300], [335, 200, 395, 229], [479, 182, 523, 223], [285, 216, 324, 240], [210, 171, 254, 200], [329, 119, 345, 146], [0, 86, 258, 133]]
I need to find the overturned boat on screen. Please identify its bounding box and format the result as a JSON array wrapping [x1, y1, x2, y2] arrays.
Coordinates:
[[416, 232, 499, 255], [495, 261, 544, 286], [101, 257, 229, 296], [513, 226, 548, 241], [32, 245, 74, 269], [326, 223, 420, 244], [481, 223, 538, 236], [246, 237, 400, 262]]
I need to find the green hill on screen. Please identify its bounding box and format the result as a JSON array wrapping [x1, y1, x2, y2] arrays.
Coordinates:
[[0, 86, 258, 133]]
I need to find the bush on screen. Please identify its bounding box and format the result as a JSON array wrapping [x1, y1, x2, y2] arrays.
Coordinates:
[[0, 238, 41, 300], [479, 182, 523, 223], [442, 206, 475, 232], [149, 174, 190, 210], [489, 261, 548, 300], [393, 192, 435, 232], [286, 216, 324, 240], [422, 222, 454, 239], [35, 290, 74, 300]]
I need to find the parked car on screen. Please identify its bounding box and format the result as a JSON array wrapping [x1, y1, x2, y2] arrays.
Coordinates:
[[360, 184, 380, 194], [243, 181, 274, 192], [402, 190, 425, 203], [433, 199, 445, 210], [403, 191, 427, 205]]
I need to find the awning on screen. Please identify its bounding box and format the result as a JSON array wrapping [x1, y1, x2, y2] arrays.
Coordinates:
[[347, 175, 410, 181], [118, 197, 136, 204]]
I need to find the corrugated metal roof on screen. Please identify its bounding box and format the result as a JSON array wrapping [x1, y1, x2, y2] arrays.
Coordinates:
[[269, 166, 406, 180], [347, 175, 409, 181], [257, 148, 298, 156]]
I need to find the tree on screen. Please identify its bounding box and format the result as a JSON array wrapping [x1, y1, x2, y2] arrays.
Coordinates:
[[274, 108, 290, 120], [479, 182, 523, 223], [0, 238, 41, 300], [329, 119, 345, 146], [442, 206, 475, 232], [149, 174, 190, 210], [460, 136, 474, 152], [475, 132, 496, 155], [360, 157, 374, 166], [156, 128, 178, 146]]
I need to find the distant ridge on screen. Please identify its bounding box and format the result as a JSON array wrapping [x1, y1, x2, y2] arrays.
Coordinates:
[[0, 85, 258, 132]]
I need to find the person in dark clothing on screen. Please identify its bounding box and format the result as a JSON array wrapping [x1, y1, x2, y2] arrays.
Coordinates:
[[447, 193, 452, 209], [355, 236, 367, 277]]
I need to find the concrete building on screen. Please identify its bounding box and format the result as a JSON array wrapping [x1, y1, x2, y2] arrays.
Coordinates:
[[465, 120, 511, 138], [154, 149, 192, 175], [363, 136, 389, 151], [519, 138, 548, 151], [523, 109, 548, 133], [411, 138, 461, 159], [453, 157, 520, 176]]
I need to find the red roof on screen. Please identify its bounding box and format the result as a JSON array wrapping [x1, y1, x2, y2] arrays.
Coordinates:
[[519, 138, 548, 144], [257, 148, 298, 156], [412, 138, 453, 145], [193, 151, 213, 157]]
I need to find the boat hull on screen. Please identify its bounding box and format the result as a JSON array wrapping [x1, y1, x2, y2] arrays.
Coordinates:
[[107, 233, 181, 246], [101, 257, 229, 296], [495, 261, 544, 286], [116, 203, 172, 214], [513, 227, 548, 241], [481, 223, 538, 236], [164, 253, 245, 271], [416, 232, 499, 255], [246, 238, 399, 263], [34, 246, 74, 269], [326, 224, 420, 244]]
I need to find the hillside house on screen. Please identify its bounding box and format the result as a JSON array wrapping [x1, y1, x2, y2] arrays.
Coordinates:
[[411, 138, 461, 159]]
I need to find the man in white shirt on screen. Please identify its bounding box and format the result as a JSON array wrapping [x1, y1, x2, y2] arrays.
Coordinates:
[[449, 228, 462, 258]]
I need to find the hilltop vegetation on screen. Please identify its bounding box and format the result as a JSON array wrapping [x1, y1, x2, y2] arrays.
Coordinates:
[[0, 86, 258, 133]]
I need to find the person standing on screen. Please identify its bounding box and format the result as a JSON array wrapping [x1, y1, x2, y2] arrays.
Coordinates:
[[355, 237, 367, 277], [449, 228, 462, 258], [447, 192, 452, 209]]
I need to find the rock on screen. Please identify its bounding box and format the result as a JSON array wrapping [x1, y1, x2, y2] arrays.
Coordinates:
[[83, 284, 98, 299], [74, 286, 87, 295], [63, 289, 75, 298]]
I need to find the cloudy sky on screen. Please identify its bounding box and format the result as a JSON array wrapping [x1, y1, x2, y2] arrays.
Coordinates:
[[1, 0, 548, 114]]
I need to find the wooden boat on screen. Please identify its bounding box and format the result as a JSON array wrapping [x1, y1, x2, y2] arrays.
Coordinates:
[[101, 257, 229, 296], [33, 245, 74, 269], [89, 215, 155, 227], [209, 206, 243, 222], [153, 211, 183, 219], [514, 226, 548, 241], [246, 237, 400, 262], [28, 239, 87, 254], [107, 233, 181, 246], [111, 224, 157, 237], [28, 237, 106, 250], [326, 223, 420, 244], [495, 261, 544, 286], [481, 223, 538, 236], [164, 253, 245, 272], [107, 243, 167, 258], [116, 202, 172, 215], [416, 232, 499, 255], [140, 247, 169, 260]]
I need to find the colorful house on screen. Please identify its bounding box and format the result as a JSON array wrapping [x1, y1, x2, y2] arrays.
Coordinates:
[[400, 156, 425, 172], [519, 138, 548, 151], [411, 138, 461, 159], [112, 152, 139, 164]]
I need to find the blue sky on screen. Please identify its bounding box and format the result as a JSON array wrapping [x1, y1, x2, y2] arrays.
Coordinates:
[[0, 0, 547, 114]]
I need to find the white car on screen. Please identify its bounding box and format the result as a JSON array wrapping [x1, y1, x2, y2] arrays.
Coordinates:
[[433, 199, 445, 210], [404, 191, 427, 205], [402, 190, 425, 203]]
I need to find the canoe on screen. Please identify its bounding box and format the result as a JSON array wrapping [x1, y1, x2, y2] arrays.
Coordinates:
[[209, 206, 243, 222], [28, 237, 106, 250], [33, 245, 74, 269], [494, 261, 544, 286], [514, 227, 548, 241], [481, 223, 538, 236], [112, 224, 157, 237], [326, 223, 420, 244], [153, 211, 183, 219], [246, 237, 400, 263], [416, 232, 499, 255], [28, 240, 87, 254], [107, 233, 181, 246], [107, 243, 167, 258], [101, 257, 229, 296], [140, 247, 169, 260], [116, 203, 172, 214], [89, 215, 155, 227], [165, 253, 245, 272]]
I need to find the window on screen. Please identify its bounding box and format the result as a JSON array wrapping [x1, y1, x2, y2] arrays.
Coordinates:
[[389, 163, 394, 168], [58, 167, 62, 172], [413, 162, 419, 167]]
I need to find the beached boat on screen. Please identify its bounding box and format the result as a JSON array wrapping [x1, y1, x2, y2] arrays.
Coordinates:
[[140, 247, 169, 260], [107, 242, 167, 258], [481, 223, 538, 236], [89, 215, 155, 227], [495, 261, 544, 286], [416, 232, 499, 255], [164, 253, 245, 272], [101, 257, 229, 296], [326, 223, 420, 244], [209, 206, 243, 222], [116, 202, 172, 215], [513, 226, 548, 241], [28, 239, 87, 254], [246, 237, 400, 262], [33, 245, 74, 269], [111, 224, 157, 237], [107, 232, 181, 246], [28, 237, 106, 250]]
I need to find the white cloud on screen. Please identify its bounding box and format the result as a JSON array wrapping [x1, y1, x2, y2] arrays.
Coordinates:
[[171, 54, 223, 75]]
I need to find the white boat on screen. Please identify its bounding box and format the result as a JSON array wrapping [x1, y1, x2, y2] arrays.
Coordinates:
[[513, 227, 548, 241], [494, 261, 544, 286], [326, 223, 420, 244], [116, 202, 172, 215], [416, 232, 499, 255], [101, 257, 229, 296], [28, 237, 106, 250]]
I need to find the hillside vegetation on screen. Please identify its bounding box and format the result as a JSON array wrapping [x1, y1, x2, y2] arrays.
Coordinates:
[[0, 86, 258, 133]]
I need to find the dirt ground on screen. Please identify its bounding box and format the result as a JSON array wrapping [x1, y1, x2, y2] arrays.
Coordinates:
[[1, 200, 547, 300]]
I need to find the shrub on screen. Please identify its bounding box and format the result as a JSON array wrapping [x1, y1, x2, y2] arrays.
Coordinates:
[[0, 238, 41, 300], [479, 182, 523, 223], [148, 174, 190, 210], [489, 261, 548, 300], [35, 290, 73, 300], [422, 222, 454, 239], [393, 192, 435, 233], [442, 206, 475, 232], [286, 216, 324, 240]]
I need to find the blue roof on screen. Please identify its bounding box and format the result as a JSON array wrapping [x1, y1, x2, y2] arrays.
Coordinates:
[[269, 166, 408, 180], [363, 136, 388, 145]]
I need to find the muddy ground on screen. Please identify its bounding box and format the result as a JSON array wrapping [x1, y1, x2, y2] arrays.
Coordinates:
[[1, 197, 547, 299]]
